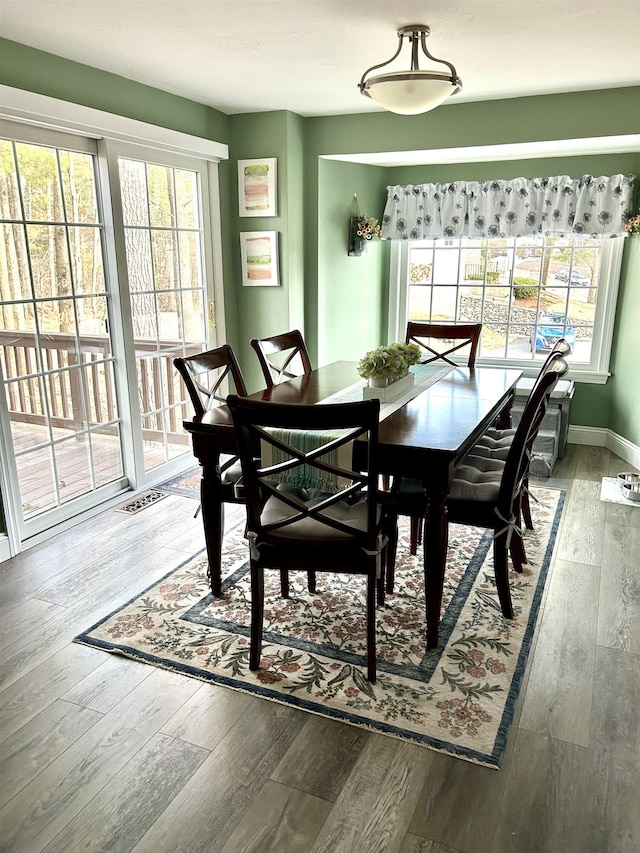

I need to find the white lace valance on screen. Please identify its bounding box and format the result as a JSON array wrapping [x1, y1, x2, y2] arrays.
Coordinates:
[[381, 174, 636, 240]]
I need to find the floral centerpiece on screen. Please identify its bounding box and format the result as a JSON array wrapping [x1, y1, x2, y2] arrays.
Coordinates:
[[358, 342, 421, 387]]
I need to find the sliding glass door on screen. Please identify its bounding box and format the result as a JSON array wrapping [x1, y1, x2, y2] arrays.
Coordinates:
[[0, 123, 217, 548], [0, 123, 126, 540]]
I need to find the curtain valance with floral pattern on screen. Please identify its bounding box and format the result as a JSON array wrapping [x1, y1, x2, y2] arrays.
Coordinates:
[[380, 174, 635, 240]]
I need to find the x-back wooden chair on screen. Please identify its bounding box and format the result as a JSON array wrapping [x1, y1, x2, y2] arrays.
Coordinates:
[[387, 357, 568, 619], [228, 395, 394, 682], [250, 329, 313, 388], [174, 344, 248, 596], [405, 322, 482, 368]]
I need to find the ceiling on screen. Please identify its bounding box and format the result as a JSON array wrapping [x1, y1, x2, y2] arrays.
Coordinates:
[[2, 1, 640, 118]]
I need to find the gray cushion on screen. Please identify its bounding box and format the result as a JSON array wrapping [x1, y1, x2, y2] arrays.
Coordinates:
[[260, 485, 371, 541], [221, 457, 243, 484], [397, 455, 504, 504], [473, 427, 516, 461], [450, 455, 504, 502]]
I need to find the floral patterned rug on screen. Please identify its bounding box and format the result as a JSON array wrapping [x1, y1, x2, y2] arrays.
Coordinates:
[[75, 488, 564, 768], [154, 467, 201, 499]]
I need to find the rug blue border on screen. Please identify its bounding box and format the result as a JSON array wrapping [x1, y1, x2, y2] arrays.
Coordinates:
[[74, 493, 565, 768], [155, 467, 200, 497]]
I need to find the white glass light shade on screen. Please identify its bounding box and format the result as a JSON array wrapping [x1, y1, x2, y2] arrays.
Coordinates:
[[363, 71, 458, 115]]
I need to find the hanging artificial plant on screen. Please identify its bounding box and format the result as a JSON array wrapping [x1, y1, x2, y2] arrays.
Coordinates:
[[625, 212, 640, 236], [348, 194, 382, 256]]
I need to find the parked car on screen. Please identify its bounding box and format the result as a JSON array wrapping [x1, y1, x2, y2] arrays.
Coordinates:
[[530, 312, 575, 353], [554, 268, 591, 286]]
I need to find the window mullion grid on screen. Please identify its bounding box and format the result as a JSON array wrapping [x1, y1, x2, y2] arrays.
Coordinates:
[[143, 163, 167, 447], [58, 149, 99, 496], [13, 141, 63, 497], [455, 245, 463, 323]]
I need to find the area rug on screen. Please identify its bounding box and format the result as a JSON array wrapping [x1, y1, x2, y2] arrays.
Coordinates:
[[75, 488, 564, 768], [155, 466, 201, 499]]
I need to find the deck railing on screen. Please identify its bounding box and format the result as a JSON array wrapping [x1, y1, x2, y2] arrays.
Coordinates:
[[0, 330, 195, 443]]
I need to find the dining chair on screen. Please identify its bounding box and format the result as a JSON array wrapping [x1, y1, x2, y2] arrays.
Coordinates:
[[386, 356, 568, 619], [472, 339, 572, 529], [408, 339, 571, 555], [227, 395, 394, 682], [173, 344, 248, 595], [250, 329, 313, 388], [405, 322, 483, 368], [396, 321, 483, 532]]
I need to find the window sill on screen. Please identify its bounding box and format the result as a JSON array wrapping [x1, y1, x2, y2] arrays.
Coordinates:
[[475, 358, 610, 384]]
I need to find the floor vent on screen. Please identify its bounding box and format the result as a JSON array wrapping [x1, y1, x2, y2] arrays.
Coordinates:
[[115, 490, 168, 515]]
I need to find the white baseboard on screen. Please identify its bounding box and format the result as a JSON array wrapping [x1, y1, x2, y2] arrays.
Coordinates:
[[568, 426, 608, 446], [0, 535, 11, 563], [568, 426, 640, 468], [606, 430, 640, 470]]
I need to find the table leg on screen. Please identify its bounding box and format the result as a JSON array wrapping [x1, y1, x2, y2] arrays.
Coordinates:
[[496, 388, 514, 430], [200, 459, 224, 597], [423, 485, 449, 649]]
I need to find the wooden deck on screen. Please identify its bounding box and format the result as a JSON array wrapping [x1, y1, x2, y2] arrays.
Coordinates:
[[10, 421, 189, 518]]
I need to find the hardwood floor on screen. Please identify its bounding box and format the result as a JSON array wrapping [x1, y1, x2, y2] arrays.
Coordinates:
[[0, 445, 638, 852]]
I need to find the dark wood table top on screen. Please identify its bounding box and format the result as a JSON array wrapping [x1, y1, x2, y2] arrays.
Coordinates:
[[184, 361, 522, 477]]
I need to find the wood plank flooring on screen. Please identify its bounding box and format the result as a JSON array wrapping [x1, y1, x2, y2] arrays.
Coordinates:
[[0, 445, 638, 852]]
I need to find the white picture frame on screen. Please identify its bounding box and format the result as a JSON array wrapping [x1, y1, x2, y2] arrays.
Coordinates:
[[237, 157, 277, 217], [240, 231, 280, 286]]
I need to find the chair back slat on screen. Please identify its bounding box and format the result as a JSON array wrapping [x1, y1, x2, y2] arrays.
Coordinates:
[[405, 322, 482, 368], [174, 344, 247, 416], [498, 356, 568, 514]]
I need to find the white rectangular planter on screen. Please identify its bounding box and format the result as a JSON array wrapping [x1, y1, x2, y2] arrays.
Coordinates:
[[362, 372, 415, 402]]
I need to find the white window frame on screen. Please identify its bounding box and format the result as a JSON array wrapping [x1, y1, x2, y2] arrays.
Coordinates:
[[389, 237, 625, 384]]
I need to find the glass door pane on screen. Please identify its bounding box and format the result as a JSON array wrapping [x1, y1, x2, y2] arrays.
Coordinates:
[[117, 156, 207, 473], [0, 134, 125, 533]]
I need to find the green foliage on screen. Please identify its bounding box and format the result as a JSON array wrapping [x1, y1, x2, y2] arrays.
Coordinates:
[[467, 271, 499, 282], [357, 342, 421, 380], [513, 277, 539, 298]]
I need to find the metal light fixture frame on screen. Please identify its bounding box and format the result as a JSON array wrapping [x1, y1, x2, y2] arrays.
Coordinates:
[[358, 24, 462, 113]]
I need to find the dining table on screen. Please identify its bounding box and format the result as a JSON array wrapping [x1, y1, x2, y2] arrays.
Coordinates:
[[183, 360, 522, 650]]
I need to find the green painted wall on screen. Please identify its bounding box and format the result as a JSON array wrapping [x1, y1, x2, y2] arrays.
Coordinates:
[[317, 160, 389, 364], [305, 87, 640, 156], [304, 90, 640, 446], [227, 111, 306, 391], [0, 38, 229, 141], [608, 230, 640, 441]]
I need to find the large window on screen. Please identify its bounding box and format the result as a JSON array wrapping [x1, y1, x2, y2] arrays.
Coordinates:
[[394, 234, 623, 382]]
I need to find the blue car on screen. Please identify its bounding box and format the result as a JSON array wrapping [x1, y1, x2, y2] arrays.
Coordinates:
[[530, 312, 575, 354]]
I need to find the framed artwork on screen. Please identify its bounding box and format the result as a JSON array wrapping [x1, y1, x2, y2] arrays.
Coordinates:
[[238, 157, 277, 217], [240, 231, 280, 286]]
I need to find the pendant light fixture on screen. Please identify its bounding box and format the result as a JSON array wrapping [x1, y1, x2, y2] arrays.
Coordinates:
[[358, 24, 462, 115]]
